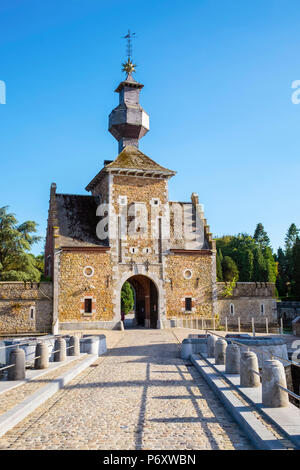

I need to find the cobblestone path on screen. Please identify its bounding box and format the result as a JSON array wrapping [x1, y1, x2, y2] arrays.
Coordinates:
[[0, 329, 253, 450]]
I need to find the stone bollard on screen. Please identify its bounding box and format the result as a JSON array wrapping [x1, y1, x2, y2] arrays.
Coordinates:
[[215, 338, 227, 365], [68, 336, 80, 356], [225, 343, 240, 374], [34, 342, 49, 369], [8, 348, 26, 380], [83, 337, 100, 355], [181, 339, 193, 359], [207, 335, 217, 358], [262, 360, 289, 407], [54, 337, 67, 362], [119, 320, 124, 331], [240, 350, 260, 387]]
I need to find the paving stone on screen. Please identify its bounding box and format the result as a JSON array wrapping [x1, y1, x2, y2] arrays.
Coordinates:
[[0, 329, 253, 450]]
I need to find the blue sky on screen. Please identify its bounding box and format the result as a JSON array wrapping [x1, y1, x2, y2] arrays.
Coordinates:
[[0, 0, 299, 255]]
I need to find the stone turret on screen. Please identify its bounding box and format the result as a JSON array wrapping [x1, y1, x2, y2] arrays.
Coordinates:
[[108, 72, 150, 153]]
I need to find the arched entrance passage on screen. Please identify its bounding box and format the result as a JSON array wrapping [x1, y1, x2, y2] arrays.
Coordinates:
[[121, 275, 158, 329]]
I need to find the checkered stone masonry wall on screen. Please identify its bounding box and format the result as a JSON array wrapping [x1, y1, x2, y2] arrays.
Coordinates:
[[165, 254, 214, 318], [0, 282, 53, 334]]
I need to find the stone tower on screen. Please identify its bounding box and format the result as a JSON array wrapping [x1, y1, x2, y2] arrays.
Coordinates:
[[108, 72, 150, 153]]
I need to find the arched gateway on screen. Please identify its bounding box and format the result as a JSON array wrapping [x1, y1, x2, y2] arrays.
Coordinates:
[[121, 275, 158, 329]]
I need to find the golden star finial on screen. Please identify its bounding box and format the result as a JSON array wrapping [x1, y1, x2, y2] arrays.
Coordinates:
[[122, 58, 137, 74]]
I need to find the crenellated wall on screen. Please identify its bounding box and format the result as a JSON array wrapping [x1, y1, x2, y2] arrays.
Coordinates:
[[0, 282, 53, 334], [216, 282, 277, 327]]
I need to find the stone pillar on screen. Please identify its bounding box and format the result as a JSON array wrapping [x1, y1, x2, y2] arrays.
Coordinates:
[[181, 339, 193, 359], [82, 337, 99, 355], [34, 342, 49, 369], [54, 337, 67, 362], [215, 338, 227, 365], [240, 351, 260, 387], [69, 336, 80, 356], [207, 334, 217, 358], [262, 360, 289, 407], [8, 348, 26, 380], [225, 343, 240, 374]]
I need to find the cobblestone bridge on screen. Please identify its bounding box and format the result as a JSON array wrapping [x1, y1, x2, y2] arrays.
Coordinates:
[[0, 329, 253, 450]]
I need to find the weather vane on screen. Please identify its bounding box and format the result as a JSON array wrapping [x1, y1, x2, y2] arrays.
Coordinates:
[[121, 29, 137, 75]]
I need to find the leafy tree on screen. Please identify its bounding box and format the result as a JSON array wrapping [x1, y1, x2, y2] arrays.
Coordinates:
[[0, 206, 41, 281], [121, 281, 134, 315], [252, 247, 267, 281], [292, 238, 300, 297], [254, 223, 270, 249], [216, 249, 223, 281], [222, 256, 239, 282], [285, 223, 299, 254]]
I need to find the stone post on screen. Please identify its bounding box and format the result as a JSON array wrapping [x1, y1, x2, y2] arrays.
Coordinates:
[[252, 317, 255, 337], [69, 336, 80, 356], [82, 336, 100, 355], [262, 360, 289, 407], [225, 343, 240, 374], [207, 334, 217, 358], [238, 317, 241, 333], [280, 318, 283, 335], [225, 317, 228, 332], [240, 351, 260, 387], [34, 342, 49, 369], [215, 338, 227, 365], [54, 337, 67, 362], [181, 339, 193, 359], [8, 348, 26, 380], [266, 317, 269, 335]]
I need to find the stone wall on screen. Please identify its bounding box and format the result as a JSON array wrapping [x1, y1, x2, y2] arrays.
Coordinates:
[[277, 302, 300, 327], [165, 253, 214, 318], [216, 282, 277, 327], [58, 250, 114, 324], [0, 282, 53, 334]]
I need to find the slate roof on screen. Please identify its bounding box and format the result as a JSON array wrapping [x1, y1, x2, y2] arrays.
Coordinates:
[[55, 194, 106, 247], [105, 146, 175, 173], [85, 146, 176, 191]]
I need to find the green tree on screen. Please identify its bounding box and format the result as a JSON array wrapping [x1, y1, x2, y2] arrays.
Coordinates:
[[292, 238, 300, 297], [285, 223, 299, 253], [252, 247, 267, 282], [121, 281, 134, 315], [222, 256, 239, 282], [0, 206, 41, 281], [216, 249, 223, 281], [254, 223, 270, 249]]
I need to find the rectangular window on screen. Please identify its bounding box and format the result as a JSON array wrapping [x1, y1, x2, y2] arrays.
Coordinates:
[[185, 297, 192, 312], [261, 304, 265, 315], [84, 298, 92, 314], [30, 307, 35, 320]]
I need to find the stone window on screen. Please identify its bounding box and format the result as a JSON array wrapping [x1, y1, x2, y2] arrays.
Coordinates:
[[185, 297, 192, 312], [83, 266, 94, 278], [230, 303, 235, 315], [150, 198, 160, 206], [261, 304, 265, 315], [183, 269, 193, 280], [80, 296, 96, 316], [129, 247, 138, 254], [84, 298, 92, 314], [118, 195, 127, 206], [143, 247, 152, 254], [29, 306, 35, 320]]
